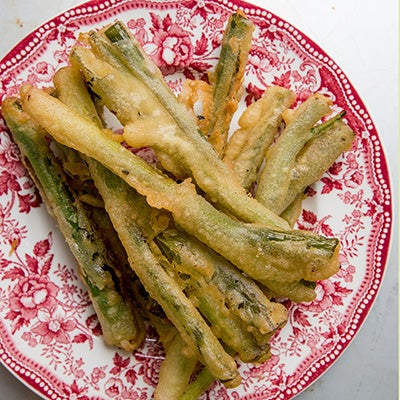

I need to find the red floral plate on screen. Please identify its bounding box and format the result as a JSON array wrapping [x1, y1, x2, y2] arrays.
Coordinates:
[[0, 0, 392, 399]]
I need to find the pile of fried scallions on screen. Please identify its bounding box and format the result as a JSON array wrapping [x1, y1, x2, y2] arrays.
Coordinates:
[[1, 10, 355, 399]]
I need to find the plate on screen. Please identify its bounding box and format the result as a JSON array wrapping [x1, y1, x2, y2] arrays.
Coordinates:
[[0, 0, 392, 399]]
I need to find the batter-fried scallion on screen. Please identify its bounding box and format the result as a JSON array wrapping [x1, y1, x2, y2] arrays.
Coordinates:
[[280, 117, 356, 213], [155, 229, 287, 338], [155, 230, 283, 362], [224, 85, 296, 189], [205, 10, 254, 156], [255, 93, 333, 213]]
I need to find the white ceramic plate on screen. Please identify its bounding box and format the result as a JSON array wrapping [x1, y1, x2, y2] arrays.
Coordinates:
[[0, 0, 392, 399]]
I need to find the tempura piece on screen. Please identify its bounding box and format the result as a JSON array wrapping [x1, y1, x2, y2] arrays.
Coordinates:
[[224, 85, 296, 189], [255, 93, 332, 213], [205, 10, 254, 156]]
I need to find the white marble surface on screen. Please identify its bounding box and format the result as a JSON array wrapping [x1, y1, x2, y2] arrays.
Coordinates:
[[0, 0, 398, 399]]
